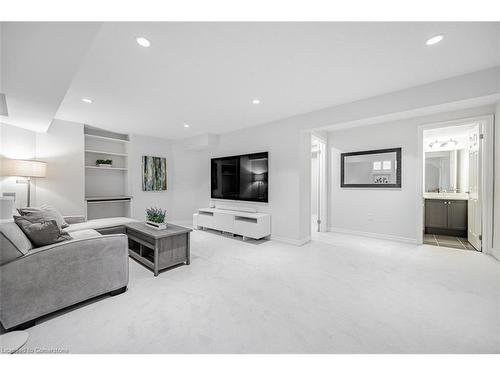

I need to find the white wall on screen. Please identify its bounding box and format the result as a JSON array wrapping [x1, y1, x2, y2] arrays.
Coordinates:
[[169, 68, 499, 245], [128, 134, 173, 222], [35, 119, 85, 215], [327, 105, 496, 244], [0, 123, 37, 207], [0, 120, 85, 214], [169, 143, 209, 224], [1, 122, 181, 221], [328, 120, 419, 242], [191, 123, 304, 244]]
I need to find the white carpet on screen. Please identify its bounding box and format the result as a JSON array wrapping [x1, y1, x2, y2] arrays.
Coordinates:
[[22, 230, 500, 353]]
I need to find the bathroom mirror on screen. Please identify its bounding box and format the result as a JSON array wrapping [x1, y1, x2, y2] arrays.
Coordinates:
[[425, 149, 468, 193], [341, 148, 401, 188]]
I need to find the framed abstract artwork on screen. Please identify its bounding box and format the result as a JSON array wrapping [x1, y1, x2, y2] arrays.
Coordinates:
[[142, 156, 167, 191]]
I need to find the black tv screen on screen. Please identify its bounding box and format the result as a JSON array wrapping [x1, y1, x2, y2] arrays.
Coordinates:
[[211, 152, 268, 203]]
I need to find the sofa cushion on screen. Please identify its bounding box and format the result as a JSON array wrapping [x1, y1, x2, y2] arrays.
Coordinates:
[[69, 229, 102, 241], [65, 217, 138, 233], [14, 216, 72, 247], [0, 222, 33, 264], [18, 204, 69, 229]]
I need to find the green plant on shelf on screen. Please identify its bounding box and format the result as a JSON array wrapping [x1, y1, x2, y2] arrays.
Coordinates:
[[96, 159, 113, 166], [146, 207, 166, 224]]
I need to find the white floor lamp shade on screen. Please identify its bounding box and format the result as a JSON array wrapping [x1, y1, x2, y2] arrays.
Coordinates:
[[1, 159, 47, 178]]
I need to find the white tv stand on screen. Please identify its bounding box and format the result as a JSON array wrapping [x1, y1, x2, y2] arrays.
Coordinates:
[[193, 208, 271, 240]]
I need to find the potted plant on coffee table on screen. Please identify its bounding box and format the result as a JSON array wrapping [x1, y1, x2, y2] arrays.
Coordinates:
[[145, 207, 167, 230]]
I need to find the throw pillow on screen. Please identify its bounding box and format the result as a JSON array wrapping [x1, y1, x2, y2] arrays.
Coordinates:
[[14, 216, 72, 247], [18, 204, 69, 229]]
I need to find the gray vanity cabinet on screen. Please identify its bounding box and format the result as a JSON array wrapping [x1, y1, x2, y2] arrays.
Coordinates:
[[425, 199, 467, 236], [447, 201, 468, 232], [425, 200, 448, 229]]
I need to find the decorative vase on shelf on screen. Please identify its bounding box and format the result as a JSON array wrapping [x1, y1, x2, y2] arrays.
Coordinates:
[[145, 207, 167, 230]]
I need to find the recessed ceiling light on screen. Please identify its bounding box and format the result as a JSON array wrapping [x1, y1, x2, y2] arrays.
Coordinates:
[[82, 98, 93, 103], [183, 124, 190, 128], [252, 99, 261, 104], [426, 35, 444, 46], [136, 37, 151, 48]]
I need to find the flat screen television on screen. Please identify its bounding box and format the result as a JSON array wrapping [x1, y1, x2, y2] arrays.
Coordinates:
[[211, 152, 268, 203]]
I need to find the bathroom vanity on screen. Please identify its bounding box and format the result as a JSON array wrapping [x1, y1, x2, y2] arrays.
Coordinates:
[[424, 195, 468, 237]]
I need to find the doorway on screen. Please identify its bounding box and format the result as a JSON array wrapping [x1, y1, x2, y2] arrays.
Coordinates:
[[418, 116, 494, 252], [311, 135, 327, 235]]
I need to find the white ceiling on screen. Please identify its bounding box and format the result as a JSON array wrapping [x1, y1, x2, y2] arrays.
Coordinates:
[[2, 22, 500, 138], [0, 22, 101, 132]]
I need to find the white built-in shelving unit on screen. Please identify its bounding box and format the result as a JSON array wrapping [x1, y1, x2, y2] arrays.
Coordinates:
[[84, 125, 132, 220]]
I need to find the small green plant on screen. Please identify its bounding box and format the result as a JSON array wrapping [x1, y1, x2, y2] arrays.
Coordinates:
[[96, 159, 113, 165], [146, 207, 166, 224]]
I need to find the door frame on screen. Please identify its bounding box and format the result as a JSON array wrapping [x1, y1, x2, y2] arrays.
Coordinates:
[[416, 115, 494, 253], [311, 133, 328, 232]]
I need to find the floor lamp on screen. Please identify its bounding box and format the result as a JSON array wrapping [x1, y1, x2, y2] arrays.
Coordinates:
[[0, 196, 29, 353], [1, 159, 47, 207]]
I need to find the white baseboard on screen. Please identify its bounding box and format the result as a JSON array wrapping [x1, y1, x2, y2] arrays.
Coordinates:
[[327, 227, 418, 244], [271, 235, 311, 246]]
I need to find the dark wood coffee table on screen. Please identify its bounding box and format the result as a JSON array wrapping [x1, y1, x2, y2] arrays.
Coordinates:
[[125, 222, 192, 276]]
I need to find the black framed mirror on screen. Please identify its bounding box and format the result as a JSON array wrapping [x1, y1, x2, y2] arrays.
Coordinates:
[[341, 147, 402, 188]]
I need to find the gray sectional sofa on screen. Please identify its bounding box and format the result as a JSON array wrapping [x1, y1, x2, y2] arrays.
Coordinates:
[[0, 216, 137, 330]]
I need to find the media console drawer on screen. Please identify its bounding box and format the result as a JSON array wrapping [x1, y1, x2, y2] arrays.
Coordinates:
[[214, 212, 234, 232], [234, 217, 267, 239], [197, 212, 214, 227], [193, 208, 271, 240]]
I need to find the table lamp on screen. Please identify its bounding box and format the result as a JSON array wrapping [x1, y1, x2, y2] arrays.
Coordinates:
[[252, 172, 267, 198]]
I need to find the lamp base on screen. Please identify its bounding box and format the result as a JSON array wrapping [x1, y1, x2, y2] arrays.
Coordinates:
[[15, 177, 31, 207]]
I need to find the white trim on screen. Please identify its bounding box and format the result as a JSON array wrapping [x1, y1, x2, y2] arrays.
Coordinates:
[[271, 235, 311, 246], [311, 134, 328, 233], [481, 116, 495, 253], [328, 227, 419, 244], [84, 134, 129, 143], [416, 114, 495, 253], [84, 149, 128, 157]]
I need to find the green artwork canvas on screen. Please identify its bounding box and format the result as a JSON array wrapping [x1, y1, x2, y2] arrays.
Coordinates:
[[142, 156, 167, 191]]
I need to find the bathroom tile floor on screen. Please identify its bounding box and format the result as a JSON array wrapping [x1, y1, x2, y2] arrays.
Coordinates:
[[424, 234, 477, 251]]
